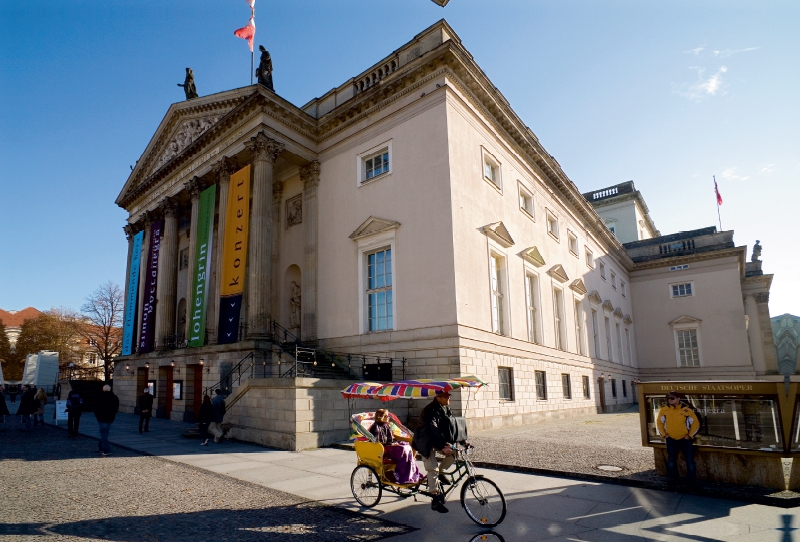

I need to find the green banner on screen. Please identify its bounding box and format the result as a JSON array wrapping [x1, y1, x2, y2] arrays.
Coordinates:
[[188, 185, 216, 347]]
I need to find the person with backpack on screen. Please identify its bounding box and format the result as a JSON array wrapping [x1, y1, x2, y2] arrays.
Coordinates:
[[656, 390, 700, 480], [65, 389, 83, 438], [209, 389, 226, 443]]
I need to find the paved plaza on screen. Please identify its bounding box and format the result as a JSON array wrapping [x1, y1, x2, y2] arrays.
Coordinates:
[[2, 407, 800, 541]]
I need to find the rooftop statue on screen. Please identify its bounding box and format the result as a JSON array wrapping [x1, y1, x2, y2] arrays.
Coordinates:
[[256, 46, 274, 91], [177, 67, 199, 100], [751, 240, 762, 262]]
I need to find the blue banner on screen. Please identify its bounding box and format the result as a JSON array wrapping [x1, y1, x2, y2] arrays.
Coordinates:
[[121, 230, 144, 356]]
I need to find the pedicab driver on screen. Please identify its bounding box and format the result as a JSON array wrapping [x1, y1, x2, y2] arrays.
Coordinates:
[[412, 389, 468, 514]]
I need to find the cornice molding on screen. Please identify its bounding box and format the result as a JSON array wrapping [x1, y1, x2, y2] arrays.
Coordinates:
[[630, 246, 746, 272], [570, 278, 587, 295], [349, 216, 401, 241], [548, 264, 569, 283], [588, 290, 603, 305], [521, 246, 546, 267], [482, 221, 514, 248]]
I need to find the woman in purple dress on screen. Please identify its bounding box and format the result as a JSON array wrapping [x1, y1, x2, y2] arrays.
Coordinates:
[[369, 409, 424, 485]]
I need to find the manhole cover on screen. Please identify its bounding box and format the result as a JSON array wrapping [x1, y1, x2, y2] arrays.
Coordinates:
[[596, 465, 624, 472]]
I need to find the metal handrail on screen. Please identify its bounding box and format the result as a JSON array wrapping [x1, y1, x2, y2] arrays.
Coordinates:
[[202, 352, 255, 398]]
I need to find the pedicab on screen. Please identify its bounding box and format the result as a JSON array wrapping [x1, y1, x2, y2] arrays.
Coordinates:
[[341, 376, 507, 527]]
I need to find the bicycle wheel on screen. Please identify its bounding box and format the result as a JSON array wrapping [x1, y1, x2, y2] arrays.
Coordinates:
[[460, 476, 507, 527], [351, 465, 382, 507], [469, 532, 506, 542]]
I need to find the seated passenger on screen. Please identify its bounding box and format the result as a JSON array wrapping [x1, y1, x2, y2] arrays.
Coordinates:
[[369, 409, 424, 485]]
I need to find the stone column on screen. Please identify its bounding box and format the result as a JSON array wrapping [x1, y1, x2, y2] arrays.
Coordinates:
[[755, 292, 779, 373], [122, 224, 135, 323], [243, 132, 284, 338], [744, 294, 767, 374], [183, 177, 204, 322], [270, 178, 284, 329], [135, 211, 153, 350], [155, 197, 179, 347], [300, 161, 320, 342], [208, 157, 234, 341]]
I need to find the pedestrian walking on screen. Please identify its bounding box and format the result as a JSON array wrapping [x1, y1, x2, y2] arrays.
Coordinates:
[[656, 390, 700, 481], [33, 388, 47, 426], [0, 390, 10, 431], [9, 384, 18, 404], [137, 388, 154, 433], [66, 390, 83, 438], [209, 389, 226, 443], [94, 384, 120, 456], [197, 394, 214, 446], [17, 385, 36, 431]]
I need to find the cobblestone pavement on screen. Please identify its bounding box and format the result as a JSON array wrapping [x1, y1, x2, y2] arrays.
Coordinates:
[[1, 417, 414, 542], [469, 410, 660, 482]]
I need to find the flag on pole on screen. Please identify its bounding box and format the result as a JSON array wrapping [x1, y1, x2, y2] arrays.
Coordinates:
[[246, 0, 255, 8], [714, 178, 723, 205], [234, 16, 256, 52]]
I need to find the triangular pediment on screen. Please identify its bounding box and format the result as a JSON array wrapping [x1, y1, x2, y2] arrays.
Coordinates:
[[623, 314, 633, 325], [482, 221, 514, 248], [670, 315, 702, 326], [350, 216, 401, 240], [602, 300, 614, 312], [613, 307, 624, 319], [548, 264, 569, 283], [570, 279, 587, 295], [521, 246, 546, 267], [588, 290, 603, 304]]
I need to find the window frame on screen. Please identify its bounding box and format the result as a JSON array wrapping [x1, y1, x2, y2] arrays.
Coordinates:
[[498, 367, 515, 401], [481, 147, 502, 192], [611, 378, 617, 398], [524, 269, 542, 344], [605, 316, 613, 362], [670, 282, 695, 298], [518, 182, 535, 219], [488, 249, 508, 336], [591, 309, 601, 359], [620, 280, 626, 297], [574, 298, 586, 356], [622, 379, 627, 398], [535, 370, 548, 400], [599, 261, 606, 281], [568, 230, 579, 257], [546, 210, 559, 241], [616, 322, 624, 365], [356, 140, 393, 186], [582, 375, 591, 399], [553, 286, 568, 351], [674, 326, 702, 367], [356, 229, 398, 334], [561, 373, 572, 400], [611, 271, 617, 290], [365, 247, 394, 333], [585, 247, 594, 268]]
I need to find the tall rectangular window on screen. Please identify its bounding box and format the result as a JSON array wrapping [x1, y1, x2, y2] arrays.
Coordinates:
[[622, 380, 627, 398], [553, 287, 567, 351], [483, 152, 501, 189], [367, 248, 392, 331], [525, 272, 540, 344], [498, 367, 514, 401], [585, 247, 594, 268], [611, 271, 617, 289], [616, 323, 624, 365], [591, 309, 601, 358], [605, 316, 613, 362], [677, 329, 700, 366], [562, 373, 572, 399], [546, 211, 559, 239], [574, 299, 585, 355], [535, 371, 547, 400], [599, 261, 606, 280], [582, 375, 591, 399], [519, 185, 534, 217], [611, 378, 617, 398], [625, 328, 632, 366], [490, 254, 505, 334]]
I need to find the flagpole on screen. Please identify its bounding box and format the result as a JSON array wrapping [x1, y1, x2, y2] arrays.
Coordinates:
[[251, 51, 254, 85], [714, 175, 722, 231]]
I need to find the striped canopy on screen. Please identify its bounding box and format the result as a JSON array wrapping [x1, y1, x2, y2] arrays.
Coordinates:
[[341, 375, 487, 402]]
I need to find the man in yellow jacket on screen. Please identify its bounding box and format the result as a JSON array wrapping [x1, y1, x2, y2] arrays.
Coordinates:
[[656, 391, 700, 480]]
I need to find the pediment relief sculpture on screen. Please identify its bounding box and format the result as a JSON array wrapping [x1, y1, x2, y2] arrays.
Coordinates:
[[613, 307, 624, 319], [482, 221, 514, 248], [151, 114, 222, 174], [350, 216, 401, 241], [588, 290, 603, 305], [623, 314, 633, 325], [570, 279, 587, 295], [521, 246, 545, 267], [669, 315, 702, 327], [602, 300, 614, 312], [548, 264, 569, 283]]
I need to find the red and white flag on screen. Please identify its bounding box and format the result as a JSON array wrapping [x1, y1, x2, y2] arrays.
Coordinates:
[[246, 0, 255, 9], [714, 178, 723, 205], [234, 15, 256, 52]]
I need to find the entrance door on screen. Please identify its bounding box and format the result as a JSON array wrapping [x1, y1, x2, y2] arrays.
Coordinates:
[[192, 365, 203, 420], [597, 378, 606, 412]]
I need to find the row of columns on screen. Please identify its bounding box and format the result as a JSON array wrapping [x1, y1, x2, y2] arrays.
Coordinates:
[[122, 130, 319, 351]]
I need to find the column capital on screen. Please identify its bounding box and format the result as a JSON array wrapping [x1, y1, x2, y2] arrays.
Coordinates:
[[754, 292, 770, 304], [158, 196, 178, 218], [245, 132, 284, 164], [300, 161, 321, 189], [212, 156, 237, 183], [273, 180, 284, 205], [123, 223, 135, 240], [184, 176, 205, 201], [140, 210, 154, 227]]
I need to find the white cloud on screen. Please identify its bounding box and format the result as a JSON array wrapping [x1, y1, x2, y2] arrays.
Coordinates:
[[761, 163, 776, 173], [715, 47, 760, 58], [721, 167, 749, 181], [674, 66, 728, 101], [685, 46, 704, 56]]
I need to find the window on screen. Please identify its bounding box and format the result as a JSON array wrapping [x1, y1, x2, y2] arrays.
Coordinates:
[[498, 367, 514, 401], [599, 261, 606, 280], [490, 254, 505, 334], [562, 373, 572, 399], [585, 247, 594, 268], [621, 281, 626, 297], [611, 378, 617, 398], [611, 271, 617, 289], [483, 150, 501, 189], [535, 371, 547, 400], [625, 328, 632, 366], [677, 329, 700, 367], [546, 212, 559, 240], [616, 323, 624, 365], [88, 339, 97, 346], [525, 272, 541, 344], [519, 184, 534, 217], [591, 309, 601, 358], [179, 248, 189, 270], [574, 299, 585, 356], [622, 380, 627, 398], [605, 316, 613, 362], [88, 354, 97, 364], [671, 282, 694, 298], [568, 231, 579, 256], [367, 248, 393, 331], [363, 148, 390, 182], [582, 375, 591, 399], [606, 220, 617, 237], [553, 287, 567, 351]]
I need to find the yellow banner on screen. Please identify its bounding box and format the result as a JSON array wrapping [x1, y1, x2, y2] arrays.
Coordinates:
[[220, 165, 251, 297]]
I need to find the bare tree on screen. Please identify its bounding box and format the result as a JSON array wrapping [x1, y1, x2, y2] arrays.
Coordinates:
[[80, 281, 124, 381], [15, 308, 84, 372]]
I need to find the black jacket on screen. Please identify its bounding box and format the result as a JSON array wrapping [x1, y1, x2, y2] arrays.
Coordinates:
[[0, 393, 9, 416], [17, 388, 37, 416], [412, 399, 452, 458], [94, 391, 120, 423], [198, 402, 215, 424], [66, 392, 83, 415], [138, 393, 154, 413]]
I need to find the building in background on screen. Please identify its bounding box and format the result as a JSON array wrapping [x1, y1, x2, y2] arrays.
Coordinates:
[[0, 307, 42, 353]]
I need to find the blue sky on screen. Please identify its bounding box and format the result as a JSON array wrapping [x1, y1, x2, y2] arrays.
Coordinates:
[[1, 0, 797, 316]]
